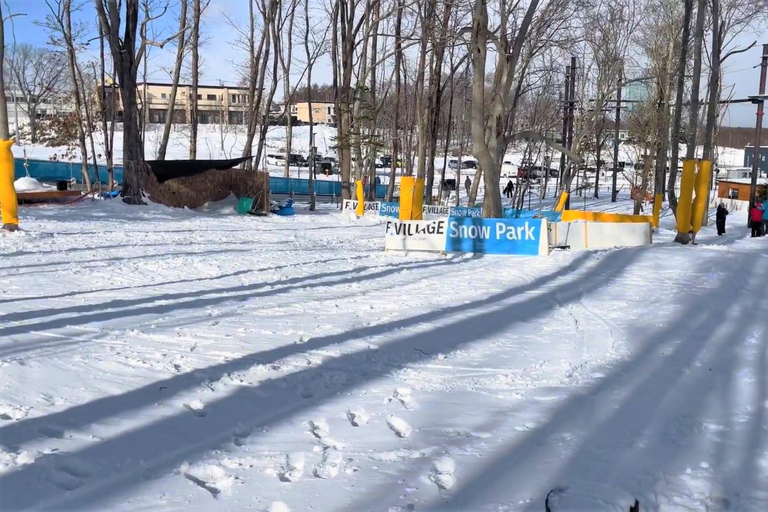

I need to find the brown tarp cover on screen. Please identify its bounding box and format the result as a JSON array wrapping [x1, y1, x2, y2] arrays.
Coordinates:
[[146, 156, 253, 183]]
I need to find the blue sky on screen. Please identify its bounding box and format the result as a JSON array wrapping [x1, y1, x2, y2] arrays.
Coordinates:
[[3, 0, 765, 128]]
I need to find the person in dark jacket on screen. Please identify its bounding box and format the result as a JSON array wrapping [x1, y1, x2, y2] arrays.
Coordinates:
[[503, 180, 514, 199], [750, 202, 764, 238], [716, 203, 728, 236]]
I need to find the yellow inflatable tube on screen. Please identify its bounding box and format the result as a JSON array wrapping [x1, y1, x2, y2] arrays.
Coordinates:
[[0, 139, 18, 228]]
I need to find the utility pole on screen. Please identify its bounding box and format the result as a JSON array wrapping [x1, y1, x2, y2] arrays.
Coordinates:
[[565, 55, 576, 210], [612, 70, 622, 203], [748, 43, 768, 213], [557, 66, 571, 196]]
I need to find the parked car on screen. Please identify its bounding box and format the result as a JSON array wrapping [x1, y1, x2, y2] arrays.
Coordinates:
[[266, 154, 286, 166], [448, 159, 478, 170], [289, 154, 308, 167], [501, 160, 516, 178]]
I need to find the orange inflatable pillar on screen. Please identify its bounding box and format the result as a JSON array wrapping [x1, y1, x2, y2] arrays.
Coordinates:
[[0, 139, 18, 230]]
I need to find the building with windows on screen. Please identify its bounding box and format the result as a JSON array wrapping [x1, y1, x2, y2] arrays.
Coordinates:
[[105, 82, 252, 125], [744, 145, 768, 177], [290, 101, 336, 125], [139, 82, 250, 125]]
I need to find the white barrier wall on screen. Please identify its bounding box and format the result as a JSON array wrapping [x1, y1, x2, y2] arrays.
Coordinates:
[[549, 221, 652, 251], [384, 218, 448, 252]]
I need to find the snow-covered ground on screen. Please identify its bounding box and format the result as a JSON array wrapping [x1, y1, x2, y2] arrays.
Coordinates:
[[1, 195, 767, 511]]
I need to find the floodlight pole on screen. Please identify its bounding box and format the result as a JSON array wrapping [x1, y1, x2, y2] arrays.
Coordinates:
[[612, 70, 622, 202], [748, 43, 768, 213]]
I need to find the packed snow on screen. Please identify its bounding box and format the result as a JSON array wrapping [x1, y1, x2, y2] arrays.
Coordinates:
[[0, 194, 767, 511]]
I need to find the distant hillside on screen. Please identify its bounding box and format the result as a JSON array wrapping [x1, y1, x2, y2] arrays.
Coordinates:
[[717, 126, 768, 149]]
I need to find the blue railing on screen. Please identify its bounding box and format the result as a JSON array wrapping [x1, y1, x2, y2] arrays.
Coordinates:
[[14, 158, 123, 184], [14, 158, 389, 198], [269, 176, 388, 198]]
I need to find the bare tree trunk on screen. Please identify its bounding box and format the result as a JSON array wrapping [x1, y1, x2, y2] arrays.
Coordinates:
[[97, 25, 115, 189], [386, 0, 403, 202], [701, 0, 720, 225], [668, 0, 693, 213], [0, 1, 9, 140], [95, 0, 152, 204], [303, 0, 316, 210], [686, 0, 706, 161], [241, 7, 269, 168], [190, 0, 201, 160], [63, 0, 92, 190], [281, 1, 296, 179], [158, 0, 188, 160]]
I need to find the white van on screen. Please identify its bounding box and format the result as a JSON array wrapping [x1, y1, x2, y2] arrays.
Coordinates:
[[266, 154, 286, 166]]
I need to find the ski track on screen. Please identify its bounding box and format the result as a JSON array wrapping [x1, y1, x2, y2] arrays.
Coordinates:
[[0, 198, 767, 511]]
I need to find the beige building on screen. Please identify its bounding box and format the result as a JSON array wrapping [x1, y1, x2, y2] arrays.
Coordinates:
[[139, 82, 250, 125], [103, 82, 252, 125], [290, 101, 336, 125]]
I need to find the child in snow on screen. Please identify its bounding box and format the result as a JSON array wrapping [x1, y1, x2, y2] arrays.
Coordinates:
[[716, 203, 728, 236], [750, 202, 764, 238]]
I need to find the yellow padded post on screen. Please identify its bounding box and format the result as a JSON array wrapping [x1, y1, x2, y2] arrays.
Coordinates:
[[676, 159, 696, 234], [690, 159, 711, 233], [652, 193, 662, 228], [0, 139, 18, 228], [355, 179, 365, 216]]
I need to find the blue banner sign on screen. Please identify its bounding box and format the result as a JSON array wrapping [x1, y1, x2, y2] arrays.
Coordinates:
[[444, 217, 546, 255], [449, 206, 483, 218], [379, 201, 400, 218]]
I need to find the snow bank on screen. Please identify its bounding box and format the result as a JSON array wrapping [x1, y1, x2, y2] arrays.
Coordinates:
[[14, 177, 53, 193]]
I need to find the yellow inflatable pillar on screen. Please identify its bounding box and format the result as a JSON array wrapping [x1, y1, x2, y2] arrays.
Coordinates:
[[399, 176, 414, 220], [412, 178, 424, 220], [0, 139, 18, 230], [690, 159, 711, 233], [652, 193, 662, 228], [555, 192, 569, 212], [398, 176, 425, 220], [676, 159, 696, 234], [354, 179, 365, 216]]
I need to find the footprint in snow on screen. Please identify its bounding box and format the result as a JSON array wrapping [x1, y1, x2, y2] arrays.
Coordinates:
[[49, 458, 96, 491], [232, 425, 252, 447], [0, 404, 29, 421], [184, 400, 207, 417], [279, 453, 305, 482], [313, 450, 344, 479], [387, 415, 413, 438], [392, 388, 418, 410], [346, 408, 370, 427], [181, 462, 235, 498], [428, 457, 456, 490], [308, 419, 345, 449]]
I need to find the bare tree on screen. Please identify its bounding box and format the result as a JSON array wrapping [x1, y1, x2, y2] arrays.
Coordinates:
[[189, 0, 211, 160], [95, 0, 179, 203], [157, 0, 188, 160], [468, 0, 572, 218], [6, 44, 67, 143], [280, 0, 298, 178], [44, 0, 94, 190], [0, 1, 9, 140]]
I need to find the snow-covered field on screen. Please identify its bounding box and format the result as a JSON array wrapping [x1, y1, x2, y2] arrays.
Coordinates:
[[0, 196, 767, 511]]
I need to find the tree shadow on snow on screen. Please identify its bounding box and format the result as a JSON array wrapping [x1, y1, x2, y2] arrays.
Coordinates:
[[0, 249, 639, 510], [419, 253, 768, 511]]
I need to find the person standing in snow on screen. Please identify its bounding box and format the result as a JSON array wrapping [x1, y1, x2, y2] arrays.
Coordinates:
[[464, 176, 471, 199], [716, 203, 729, 236], [749, 202, 764, 238], [503, 180, 514, 199]]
